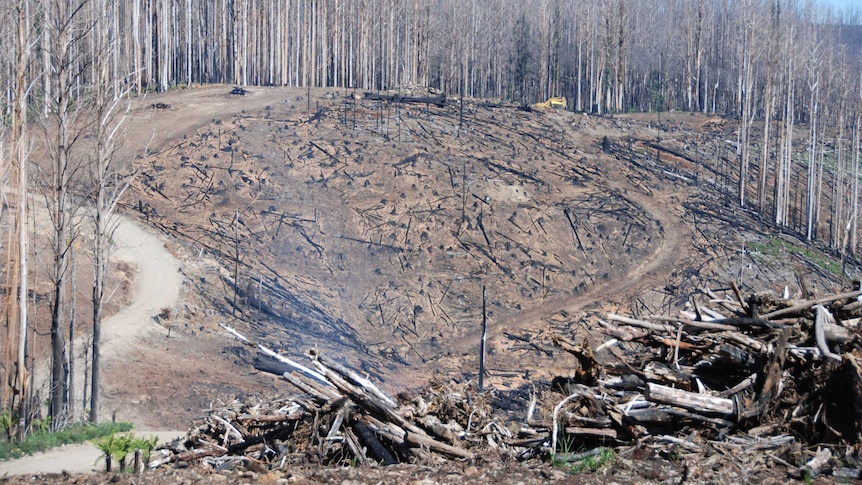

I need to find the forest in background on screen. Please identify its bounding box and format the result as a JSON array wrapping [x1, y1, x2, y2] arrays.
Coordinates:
[[4, 1, 862, 226], [2, 1, 862, 113], [1, 0, 862, 439]]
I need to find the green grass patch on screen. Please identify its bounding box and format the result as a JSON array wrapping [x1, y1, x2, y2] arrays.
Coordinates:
[[0, 422, 133, 461], [748, 238, 842, 276], [553, 446, 615, 474]]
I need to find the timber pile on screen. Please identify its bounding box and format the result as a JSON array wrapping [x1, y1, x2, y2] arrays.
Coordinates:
[[550, 285, 862, 478], [150, 345, 490, 471], [151, 288, 862, 479]]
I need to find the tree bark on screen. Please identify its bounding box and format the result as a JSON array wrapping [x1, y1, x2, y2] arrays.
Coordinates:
[[13, 0, 31, 441], [645, 382, 735, 417]]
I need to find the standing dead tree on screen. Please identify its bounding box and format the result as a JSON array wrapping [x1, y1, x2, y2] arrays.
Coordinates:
[[88, 0, 136, 424], [41, 0, 89, 424], [10, 0, 32, 441]]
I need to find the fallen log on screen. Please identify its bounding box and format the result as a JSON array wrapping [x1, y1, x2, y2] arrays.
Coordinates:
[[225, 424, 296, 454], [762, 290, 862, 320], [623, 406, 734, 428], [259, 345, 331, 385], [352, 420, 397, 465], [607, 313, 675, 333], [254, 352, 293, 376], [649, 315, 750, 332], [653, 435, 702, 452], [363, 92, 446, 107], [236, 413, 303, 423], [597, 319, 648, 341], [175, 448, 227, 463], [644, 382, 735, 417], [563, 426, 618, 439], [282, 371, 342, 403]]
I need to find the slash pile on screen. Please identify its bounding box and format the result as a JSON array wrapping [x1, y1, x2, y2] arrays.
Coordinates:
[[151, 287, 862, 480], [151, 348, 493, 471]]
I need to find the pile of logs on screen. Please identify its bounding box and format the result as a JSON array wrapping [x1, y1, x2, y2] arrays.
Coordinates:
[[151, 342, 495, 470], [543, 285, 862, 477], [590, 285, 862, 440], [151, 287, 862, 479]]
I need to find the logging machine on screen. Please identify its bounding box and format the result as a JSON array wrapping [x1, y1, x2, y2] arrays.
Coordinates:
[[530, 96, 568, 112]]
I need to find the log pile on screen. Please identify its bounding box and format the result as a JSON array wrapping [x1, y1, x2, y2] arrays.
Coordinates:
[[548, 285, 862, 478], [151, 345, 494, 470], [152, 287, 862, 479]]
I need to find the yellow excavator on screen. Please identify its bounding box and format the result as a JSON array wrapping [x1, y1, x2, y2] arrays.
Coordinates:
[[530, 96, 568, 112]]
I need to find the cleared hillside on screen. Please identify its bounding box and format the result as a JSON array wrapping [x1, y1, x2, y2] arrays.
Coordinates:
[[97, 86, 851, 424]]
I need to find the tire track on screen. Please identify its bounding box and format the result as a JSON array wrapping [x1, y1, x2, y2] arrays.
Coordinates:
[[447, 124, 691, 353]]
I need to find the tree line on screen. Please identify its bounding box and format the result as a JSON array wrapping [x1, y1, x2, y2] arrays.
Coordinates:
[[0, 0, 861, 436], [1, 1, 860, 113]]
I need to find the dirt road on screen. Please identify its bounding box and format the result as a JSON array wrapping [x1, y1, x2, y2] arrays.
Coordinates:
[[0, 431, 182, 477], [2, 217, 184, 477], [444, 115, 691, 358], [100, 216, 183, 355], [39, 214, 185, 407]]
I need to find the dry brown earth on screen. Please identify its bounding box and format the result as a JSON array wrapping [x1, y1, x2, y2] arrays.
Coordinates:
[[3, 85, 852, 482]]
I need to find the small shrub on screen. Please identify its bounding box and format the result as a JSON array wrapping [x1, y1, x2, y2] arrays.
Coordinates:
[[569, 447, 615, 474], [93, 432, 159, 472], [31, 416, 51, 433], [0, 410, 17, 440], [553, 445, 615, 475]]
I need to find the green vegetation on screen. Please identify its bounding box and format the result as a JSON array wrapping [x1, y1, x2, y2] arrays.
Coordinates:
[[570, 447, 615, 473], [0, 421, 132, 461], [748, 238, 842, 276], [553, 446, 615, 474], [93, 432, 159, 472]]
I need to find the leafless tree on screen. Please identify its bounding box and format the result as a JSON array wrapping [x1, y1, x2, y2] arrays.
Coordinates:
[[805, 9, 823, 241], [84, 0, 134, 424], [0, 0, 859, 433], [41, 0, 90, 424], [11, 0, 32, 440]]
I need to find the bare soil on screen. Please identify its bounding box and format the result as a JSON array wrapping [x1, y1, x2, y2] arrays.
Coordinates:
[[123, 85, 696, 390], [5, 85, 853, 482]]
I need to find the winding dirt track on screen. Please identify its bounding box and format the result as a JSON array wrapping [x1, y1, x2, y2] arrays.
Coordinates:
[[99, 217, 183, 355], [0, 218, 183, 477], [123, 86, 694, 370], [451, 123, 691, 354], [508, 189, 681, 325], [53, 214, 184, 410]]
